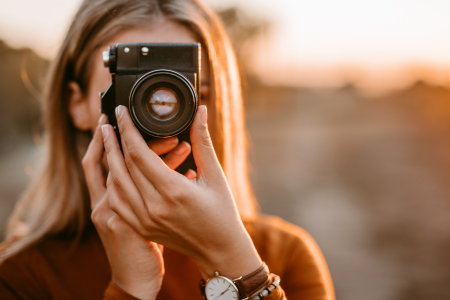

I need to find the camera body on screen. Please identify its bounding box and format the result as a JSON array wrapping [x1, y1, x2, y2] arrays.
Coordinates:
[[101, 43, 201, 174]]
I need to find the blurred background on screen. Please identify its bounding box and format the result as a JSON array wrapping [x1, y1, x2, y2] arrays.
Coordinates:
[[1, 0, 450, 299]]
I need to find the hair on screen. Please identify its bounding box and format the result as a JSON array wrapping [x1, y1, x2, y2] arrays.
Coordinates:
[[0, 0, 256, 262]]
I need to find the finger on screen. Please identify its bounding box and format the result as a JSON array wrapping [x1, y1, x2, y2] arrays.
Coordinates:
[[121, 139, 160, 204], [184, 169, 197, 180], [116, 105, 178, 188], [106, 179, 149, 235], [190, 106, 223, 181], [147, 137, 179, 155], [162, 141, 191, 170], [90, 188, 115, 227], [102, 124, 150, 217], [82, 114, 108, 207]]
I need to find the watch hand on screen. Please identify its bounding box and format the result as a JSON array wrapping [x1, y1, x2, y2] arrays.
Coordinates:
[[213, 285, 231, 300]]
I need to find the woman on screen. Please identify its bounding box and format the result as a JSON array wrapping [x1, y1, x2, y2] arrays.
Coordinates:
[[0, 0, 335, 299]]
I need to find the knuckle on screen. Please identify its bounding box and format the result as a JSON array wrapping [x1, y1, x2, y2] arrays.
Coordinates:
[[127, 147, 143, 164], [104, 143, 113, 155], [118, 120, 128, 136], [81, 156, 89, 168], [200, 134, 213, 148], [107, 215, 129, 233], [110, 174, 122, 189], [90, 208, 100, 224], [124, 155, 134, 170], [106, 186, 123, 215], [81, 156, 92, 171], [108, 197, 118, 213], [170, 188, 182, 199], [165, 185, 183, 200], [106, 216, 117, 232], [90, 206, 106, 229], [148, 207, 164, 225]]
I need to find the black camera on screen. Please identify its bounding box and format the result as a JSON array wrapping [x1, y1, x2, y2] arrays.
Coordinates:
[[101, 43, 201, 174]]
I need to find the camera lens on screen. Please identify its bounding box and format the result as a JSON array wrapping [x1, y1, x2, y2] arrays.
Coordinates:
[[146, 87, 180, 121], [129, 69, 198, 137]]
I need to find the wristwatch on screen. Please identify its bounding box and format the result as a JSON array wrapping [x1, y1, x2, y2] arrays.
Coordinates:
[[199, 263, 270, 300]]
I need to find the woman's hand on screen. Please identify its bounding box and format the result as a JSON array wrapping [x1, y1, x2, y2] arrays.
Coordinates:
[[101, 105, 262, 280], [83, 115, 194, 299]]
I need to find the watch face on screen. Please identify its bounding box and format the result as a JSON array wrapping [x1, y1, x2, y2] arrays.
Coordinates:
[[205, 276, 239, 300]]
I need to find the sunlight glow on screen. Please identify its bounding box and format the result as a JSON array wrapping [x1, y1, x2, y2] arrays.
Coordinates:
[[2, 0, 450, 90]]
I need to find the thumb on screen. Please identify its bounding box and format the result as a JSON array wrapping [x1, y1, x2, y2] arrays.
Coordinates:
[[190, 105, 223, 180]]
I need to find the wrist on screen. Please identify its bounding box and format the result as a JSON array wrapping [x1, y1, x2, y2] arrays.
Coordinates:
[[199, 262, 272, 300], [194, 235, 262, 280]]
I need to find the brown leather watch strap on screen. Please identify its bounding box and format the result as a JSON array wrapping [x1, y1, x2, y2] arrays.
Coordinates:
[[233, 263, 270, 299]]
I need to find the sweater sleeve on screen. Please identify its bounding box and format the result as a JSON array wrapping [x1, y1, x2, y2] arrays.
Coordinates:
[[245, 216, 335, 300], [281, 226, 334, 300]]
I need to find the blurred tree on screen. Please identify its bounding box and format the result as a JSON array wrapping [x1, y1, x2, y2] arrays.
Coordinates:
[[217, 7, 271, 83], [0, 40, 48, 138]]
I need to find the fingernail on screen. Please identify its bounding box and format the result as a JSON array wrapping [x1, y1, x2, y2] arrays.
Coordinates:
[[115, 105, 124, 120], [98, 114, 106, 125], [174, 141, 189, 154], [166, 137, 178, 145], [101, 125, 109, 140], [199, 105, 207, 126]]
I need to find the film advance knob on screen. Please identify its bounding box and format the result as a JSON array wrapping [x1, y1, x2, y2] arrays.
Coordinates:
[[102, 50, 110, 67]]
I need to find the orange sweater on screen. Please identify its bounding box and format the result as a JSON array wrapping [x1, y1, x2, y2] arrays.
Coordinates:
[[0, 215, 334, 300]]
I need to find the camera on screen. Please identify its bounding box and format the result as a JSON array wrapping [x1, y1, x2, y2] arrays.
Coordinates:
[[101, 43, 201, 174]]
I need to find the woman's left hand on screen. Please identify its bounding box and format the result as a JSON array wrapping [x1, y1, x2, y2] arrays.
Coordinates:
[[83, 115, 164, 300], [101, 105, 262, 279]]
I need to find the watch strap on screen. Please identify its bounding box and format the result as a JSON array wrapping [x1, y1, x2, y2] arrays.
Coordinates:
[[233, 263, 270, 299], [199, 263, 270, 300], [199, 280, 206, 298]]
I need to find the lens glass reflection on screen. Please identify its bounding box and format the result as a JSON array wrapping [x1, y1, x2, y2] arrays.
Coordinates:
[[146, 87, 180, 120]]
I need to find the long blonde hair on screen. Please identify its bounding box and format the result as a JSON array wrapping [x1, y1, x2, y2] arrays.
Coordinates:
[[1, 0, 256, 262]]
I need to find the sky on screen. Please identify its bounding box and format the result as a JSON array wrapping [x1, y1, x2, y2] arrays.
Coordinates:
[[2, 0, 450, 91]]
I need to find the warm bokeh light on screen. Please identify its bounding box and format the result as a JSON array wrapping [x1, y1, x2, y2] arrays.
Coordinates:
[[2, 2, 450, 299], [2, 0, 450, 91], [0, 0, 80, 58]]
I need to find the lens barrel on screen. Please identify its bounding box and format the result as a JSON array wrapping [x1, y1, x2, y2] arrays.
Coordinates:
[[129, 69, 198, 137]]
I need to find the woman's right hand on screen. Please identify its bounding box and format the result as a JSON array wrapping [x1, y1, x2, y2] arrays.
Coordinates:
[[101, 106, 262, 281], [82, 114, 195, 299]]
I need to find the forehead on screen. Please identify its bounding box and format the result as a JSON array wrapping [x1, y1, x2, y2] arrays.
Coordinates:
[[91, 18, 210, 87], [106, 19, 200, 45]]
